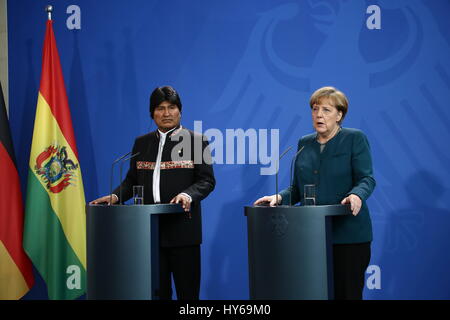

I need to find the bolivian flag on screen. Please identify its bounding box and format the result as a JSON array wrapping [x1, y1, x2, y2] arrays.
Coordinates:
[[23, 19, 86, 300], [0, 81, 34, 300]]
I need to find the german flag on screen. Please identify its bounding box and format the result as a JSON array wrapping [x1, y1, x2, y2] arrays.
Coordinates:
[[23, 19, 86, 300], [0, 81, 35, 299]]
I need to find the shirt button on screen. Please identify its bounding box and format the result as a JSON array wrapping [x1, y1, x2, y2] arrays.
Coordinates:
[[314, 170, 318, 174]]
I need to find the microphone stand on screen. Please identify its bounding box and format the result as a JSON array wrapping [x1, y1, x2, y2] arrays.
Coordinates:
[[119, 152, 140, 205], [275, 146, 292, 206], [289, 145, 305, 206], [109, 151, 132, 205]]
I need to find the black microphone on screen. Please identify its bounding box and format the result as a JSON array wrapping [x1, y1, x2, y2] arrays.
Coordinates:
[[289, 145, 305, 206], [275, 146, 293, 207], [109, 151, 132, 205], [119, 152, 141, 205]]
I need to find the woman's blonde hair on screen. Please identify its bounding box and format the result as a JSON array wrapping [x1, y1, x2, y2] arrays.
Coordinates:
[[309, 86, 348, 125]]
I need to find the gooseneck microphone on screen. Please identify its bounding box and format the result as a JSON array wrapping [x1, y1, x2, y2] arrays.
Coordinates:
[[289, 145, 305, 206], [275, 146, 293, 207], [109, 151, 132, 205], [119, 152, 140, 205]]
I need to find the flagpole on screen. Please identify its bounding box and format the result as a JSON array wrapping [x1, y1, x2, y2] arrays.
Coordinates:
[[45, 5, 53, 21]]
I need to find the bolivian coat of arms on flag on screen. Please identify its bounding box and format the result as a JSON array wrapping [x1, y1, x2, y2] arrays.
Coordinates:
[[34, 145, 79, 194]]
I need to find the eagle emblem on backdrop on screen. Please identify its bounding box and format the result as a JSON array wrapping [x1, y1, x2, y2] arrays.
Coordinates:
[[34, 144, 79, 194]]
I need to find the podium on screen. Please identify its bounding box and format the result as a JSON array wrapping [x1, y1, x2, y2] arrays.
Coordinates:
[[86, 204, 183, 300], [245, 204, 351, 300]]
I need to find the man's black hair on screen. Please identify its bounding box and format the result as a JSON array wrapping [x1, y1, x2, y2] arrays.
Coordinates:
[[149, 86, 182, 119]]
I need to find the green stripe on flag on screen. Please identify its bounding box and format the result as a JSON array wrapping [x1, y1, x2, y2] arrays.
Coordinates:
[[23, 169, 86, 300]]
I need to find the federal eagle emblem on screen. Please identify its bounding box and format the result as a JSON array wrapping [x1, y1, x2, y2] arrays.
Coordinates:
[[35, 144, 79, 193], [270, 213, 289, 237]]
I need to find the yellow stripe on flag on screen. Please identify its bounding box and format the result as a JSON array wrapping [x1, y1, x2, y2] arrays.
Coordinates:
[[0, 241, 30, 300], [28, 93, 86, 268]]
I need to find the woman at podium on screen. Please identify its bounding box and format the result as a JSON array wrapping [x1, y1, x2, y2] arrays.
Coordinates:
[[254, 86, 376, 300]]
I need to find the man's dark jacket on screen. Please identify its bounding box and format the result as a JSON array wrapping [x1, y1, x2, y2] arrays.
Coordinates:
[[113, 127, 215, 247]]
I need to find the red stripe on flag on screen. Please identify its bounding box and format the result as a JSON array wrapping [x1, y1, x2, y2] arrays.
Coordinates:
[[38, 20, 79, 159], [0, 142, 35, 288]]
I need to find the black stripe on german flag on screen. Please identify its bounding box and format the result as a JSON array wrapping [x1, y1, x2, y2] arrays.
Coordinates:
[[0, 81, 17, 165]]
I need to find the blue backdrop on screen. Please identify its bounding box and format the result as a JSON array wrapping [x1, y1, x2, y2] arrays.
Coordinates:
[[7, 0, 450, 299]]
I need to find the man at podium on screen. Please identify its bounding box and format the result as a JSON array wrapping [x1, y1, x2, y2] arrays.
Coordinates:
[[90, 86, 215, 300], [254, 86, 375, 300]]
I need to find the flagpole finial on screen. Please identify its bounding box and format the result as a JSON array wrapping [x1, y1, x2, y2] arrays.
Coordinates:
[[45, 5, 53, 20]]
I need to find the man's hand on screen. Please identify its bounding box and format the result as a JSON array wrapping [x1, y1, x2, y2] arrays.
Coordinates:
[[170, 193, 192, 212], [89, 194, 118, 205]]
